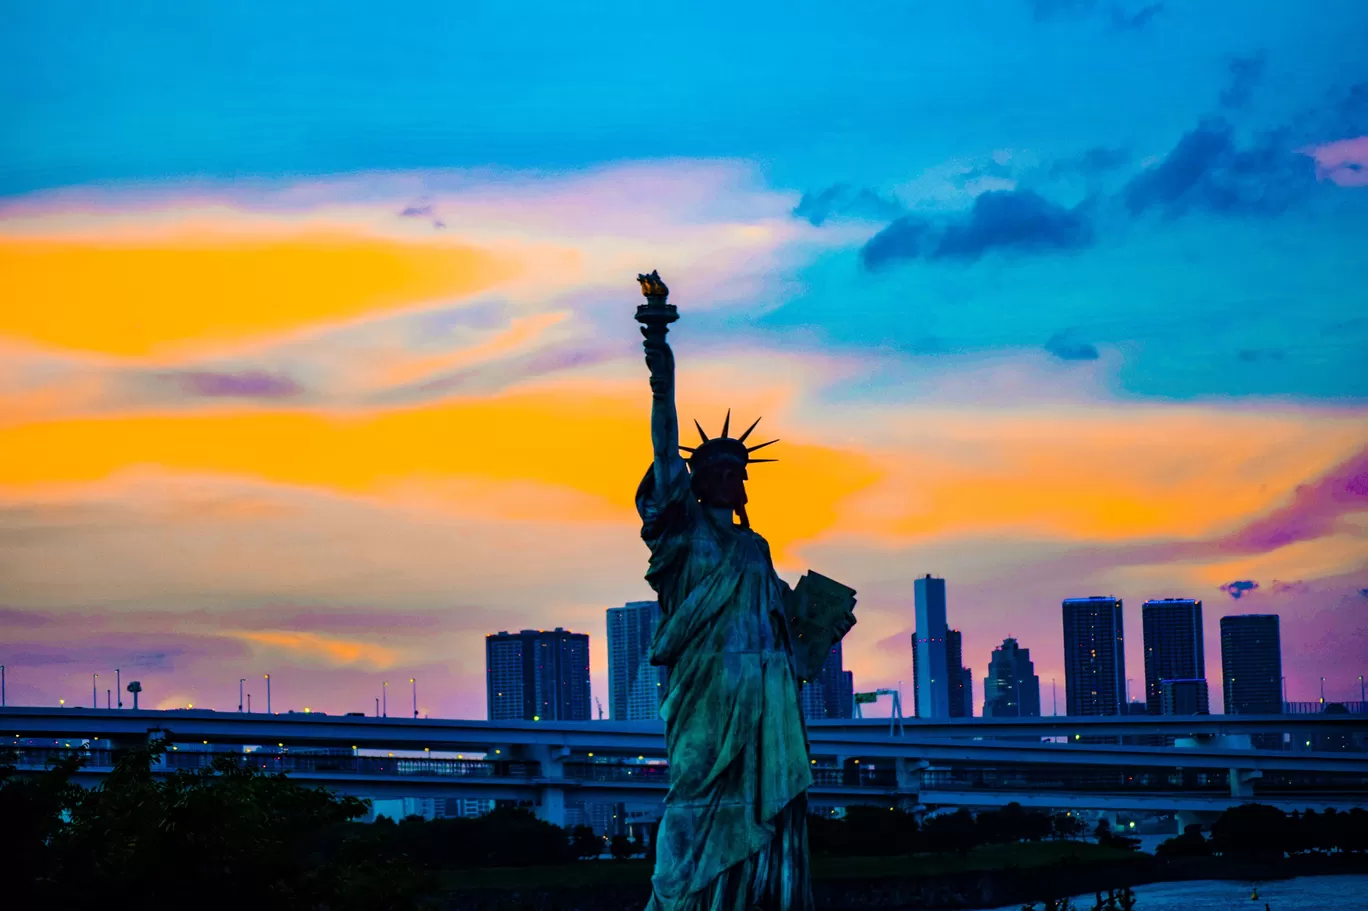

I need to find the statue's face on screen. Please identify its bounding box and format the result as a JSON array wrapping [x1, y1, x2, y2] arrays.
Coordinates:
[[696, 460, 748, 511]]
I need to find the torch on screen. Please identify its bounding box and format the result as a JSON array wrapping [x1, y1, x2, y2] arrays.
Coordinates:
[[635, 270, 677, 342]]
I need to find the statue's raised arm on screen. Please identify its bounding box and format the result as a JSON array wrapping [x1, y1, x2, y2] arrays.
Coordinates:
[[636, 271, 681, 492]]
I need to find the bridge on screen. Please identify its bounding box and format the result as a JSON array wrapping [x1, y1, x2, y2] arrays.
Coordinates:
[[4, 707, 1365, 824]]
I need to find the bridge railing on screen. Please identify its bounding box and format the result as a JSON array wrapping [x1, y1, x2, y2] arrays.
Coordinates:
[[6, 748, 542, 779], [921, 766, 1232, 793]]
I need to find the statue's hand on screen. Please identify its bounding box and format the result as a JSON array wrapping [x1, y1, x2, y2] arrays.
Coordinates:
[[643, 331, 674, 396]]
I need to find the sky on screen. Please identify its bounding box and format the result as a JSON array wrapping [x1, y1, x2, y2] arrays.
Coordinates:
[[1, 1, 1366, 719]]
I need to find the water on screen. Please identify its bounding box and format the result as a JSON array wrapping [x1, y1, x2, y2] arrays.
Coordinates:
[[988, 874, 1368, 910]]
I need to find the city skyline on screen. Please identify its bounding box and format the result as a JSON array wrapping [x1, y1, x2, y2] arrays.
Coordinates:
[[2, 3, 1366, 719]]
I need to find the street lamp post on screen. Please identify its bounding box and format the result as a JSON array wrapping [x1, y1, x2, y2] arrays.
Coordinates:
[[116, 668, 122, 708], [383, 681, 388, 717], [411, 678, 417, 718], [375, 697, 380, 717], [1360, 675, 1365, 703], [265, 674, 271, 715], [1320, 677, 1326, 704], [239, 678, 246, 713], [1, 665, 5, 708], [92, 673, 99, 709]]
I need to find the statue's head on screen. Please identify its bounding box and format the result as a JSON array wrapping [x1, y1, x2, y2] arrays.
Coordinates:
[[681, 411, 777, 516]]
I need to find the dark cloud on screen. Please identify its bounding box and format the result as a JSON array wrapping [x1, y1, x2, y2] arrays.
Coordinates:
[[1047, 146, 1130, 180], [1122, 119, 1315, 218], [860, 191, 1091, 269], [953, 160, 1015, 187], [1220, 52, 1267, 110], [859, 215, 933, 270], [934, 191, 1093, 260], [1220, 579, 1260, 599], [1360, 588, 1368, 599], [399, 203, 433, 217], [1271, 580, 1310, 595], [1044, 332, 1101, 361], [173, 370, 302, 399], [1110, 3, 1163, 31], [793, 184, 903, 227]]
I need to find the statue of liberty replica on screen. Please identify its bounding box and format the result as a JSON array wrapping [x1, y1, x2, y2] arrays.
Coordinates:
[[634, 271, 857, 911]]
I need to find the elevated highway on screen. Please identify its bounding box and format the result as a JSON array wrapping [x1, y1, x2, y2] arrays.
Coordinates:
[[5, 707, 1364, 824]]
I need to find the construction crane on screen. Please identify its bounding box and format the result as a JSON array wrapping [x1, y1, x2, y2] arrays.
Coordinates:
[[595, 697, 605, 721]]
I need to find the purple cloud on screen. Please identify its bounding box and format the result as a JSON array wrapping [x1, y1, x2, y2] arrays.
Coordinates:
[[1218, 446, 1368, 552], [1219, 579, 1259, 599], [174, 370, 302, 399]]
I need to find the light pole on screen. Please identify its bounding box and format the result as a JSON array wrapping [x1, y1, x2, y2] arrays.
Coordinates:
[[92, 673, 99, 709], [247, 693, 251, 712], [411, 678, 417, 719], [239, 678, 246, 713], [1360, 675, 1364, 703], [1282, 676, 1287, 705], [383, 681, 388, 717], [265, 673, 271, 715], [375, 697, 380, 717], [116, 668, 122, 708], [1052, 677, 1057, 716], [1320, 676, 1326, 704], [106, 689, 111, 710], [1, 665, 5, 707]]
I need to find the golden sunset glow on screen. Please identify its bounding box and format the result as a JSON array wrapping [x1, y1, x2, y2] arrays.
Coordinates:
[[0, 233, 520, 358]]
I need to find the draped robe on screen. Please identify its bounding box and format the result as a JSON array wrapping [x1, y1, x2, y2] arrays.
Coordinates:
[[637, 455, 813, 911]]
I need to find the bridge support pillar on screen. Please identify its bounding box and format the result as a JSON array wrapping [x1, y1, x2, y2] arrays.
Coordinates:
[[894, 757, 926, 810], [509, 743, 572, 827]]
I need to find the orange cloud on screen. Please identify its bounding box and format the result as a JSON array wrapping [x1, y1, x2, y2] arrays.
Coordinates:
[[0, 387, 876, 559], [0, 233, 520, 359], [836, 407, 1368, 544], [227, 630, 399, 669]]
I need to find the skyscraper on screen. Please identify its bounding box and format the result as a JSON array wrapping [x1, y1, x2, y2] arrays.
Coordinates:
[[485, 627, 591, 721], [945, 629, 972, 719], [1160, 678, 1210, 715], [1220, 614, 1283, 715], [913, 574, 950, 719], [1142, 599, 1206, 715], [1062, 597, 1127, 717], [982, 637, 1042, 717], [607, 601, 668, 721], [801, 642, 855, 720]]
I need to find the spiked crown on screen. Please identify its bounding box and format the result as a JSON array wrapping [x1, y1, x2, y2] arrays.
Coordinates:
[[679, 410, 778, 473]]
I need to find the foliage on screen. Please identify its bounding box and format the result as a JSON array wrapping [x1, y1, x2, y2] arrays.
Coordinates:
[[977, 802, 1054, 844], [1093, 818, 1141, 851], [1209, 803, 1368, 860], [1051, 812, 1088, 840], [922, 808, 980, 855], [570, 823, 604, 858], [1154, 823, 1211, 860], [344, 805, 578, 869], [0, 743, 432, 910], [609, 833, 643, 860]]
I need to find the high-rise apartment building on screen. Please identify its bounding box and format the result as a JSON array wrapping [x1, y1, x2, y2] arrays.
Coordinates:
[[1220, 614, 1283, 715], [1142, 599, 1206, 715], [1062, 597, 1127, 717], [913, 575, 950, 719], [982, 637, 1042, 717], [945, 629, 972, 719], [802, 642, 855, 720], [1160, 678, 1210, 716], [607, 601, 668, 721], [914, 623, 973, 718], [485, 627, 591, 721]]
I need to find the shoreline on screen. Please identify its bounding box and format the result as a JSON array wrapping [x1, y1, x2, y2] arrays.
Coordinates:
[[437, 850, 1368, 911]]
